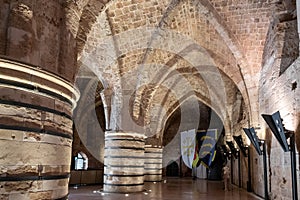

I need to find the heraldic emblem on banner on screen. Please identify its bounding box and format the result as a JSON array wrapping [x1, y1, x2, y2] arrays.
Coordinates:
[[181, 129, 218, 169], [180, 129, 196, 169]]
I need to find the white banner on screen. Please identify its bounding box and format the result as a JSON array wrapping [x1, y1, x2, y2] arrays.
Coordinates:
[[181, 129, 196, 169]]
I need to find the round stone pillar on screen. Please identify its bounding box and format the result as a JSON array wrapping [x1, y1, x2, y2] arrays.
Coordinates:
[[144, 145, 163, 182], [0, 58, 79, 200], [103, 132, 146, 193]]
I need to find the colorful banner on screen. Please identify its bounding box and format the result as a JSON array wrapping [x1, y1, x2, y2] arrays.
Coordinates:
[[198, 129, 218, 168], [180, 129, 196, 169], [192, 138, 200, 168]]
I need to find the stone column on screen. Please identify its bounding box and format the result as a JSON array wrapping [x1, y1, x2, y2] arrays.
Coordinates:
[[0, 58, 79, 200], [103, 132, 146, 193], [100, 88, 113, 130], [144, 145, 163, 182]]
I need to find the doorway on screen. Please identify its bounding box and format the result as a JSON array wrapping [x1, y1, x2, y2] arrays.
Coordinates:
[[166, 161, 179, 177]]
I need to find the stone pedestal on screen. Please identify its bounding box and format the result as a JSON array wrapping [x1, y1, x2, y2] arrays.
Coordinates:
[[0, 58, 79, 200], [103, 132, 146, 193], [144, 145, 163, 182]]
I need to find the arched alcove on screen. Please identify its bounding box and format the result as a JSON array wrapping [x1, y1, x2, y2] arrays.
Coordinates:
[[162, 100, 225, 179], [166, 161, 179, 177]]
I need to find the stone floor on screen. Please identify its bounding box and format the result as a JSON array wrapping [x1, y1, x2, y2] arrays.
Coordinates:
[[68, 178, 263, 200]]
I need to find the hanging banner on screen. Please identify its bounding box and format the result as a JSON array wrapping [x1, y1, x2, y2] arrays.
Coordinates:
[[192, 136, 200, 168], [198, 129, 218, 168], [180, 129, 196, 169]]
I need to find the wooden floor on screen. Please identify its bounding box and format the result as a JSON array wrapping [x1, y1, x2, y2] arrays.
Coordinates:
[[68, 178, 263, 200]]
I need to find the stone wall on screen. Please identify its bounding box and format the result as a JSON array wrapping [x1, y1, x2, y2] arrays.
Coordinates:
[[0, 0, 9, 54], [257, 6, 300, 199], [79, 0, 252, 135], [0, 0, 76, 82], [231, 152, 249, 189], [257, 58, 300, 199], [0, 0, 299, 198]]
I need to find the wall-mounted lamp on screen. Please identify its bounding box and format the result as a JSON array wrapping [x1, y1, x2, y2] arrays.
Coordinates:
[[221, 144, 230, 159], [226, 141, 239, 159], [243, 127, 268, 200], [233, 135, 248, 157], [262, 111, 298, 200], [243, 128, 262, 155], [262, 111, 290, 151]]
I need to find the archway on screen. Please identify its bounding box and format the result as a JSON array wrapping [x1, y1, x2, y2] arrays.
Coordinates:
[[166, 161, 179, 177], [74, 152, 88, 170]]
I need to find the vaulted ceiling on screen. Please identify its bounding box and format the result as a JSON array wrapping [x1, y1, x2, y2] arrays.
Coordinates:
[[69, 0, 281, 140]]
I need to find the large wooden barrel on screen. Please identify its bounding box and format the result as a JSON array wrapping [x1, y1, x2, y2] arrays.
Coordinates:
[[0, 58, 79, 200], [144, 146, 163, 182], [103, 132, 146, 193]]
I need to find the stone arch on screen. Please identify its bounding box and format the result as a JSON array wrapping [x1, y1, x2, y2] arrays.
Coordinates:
[[77, 0, 250, 100], [140, 62, 243, 141], [159, 94, 230, 140], [76, 0, 112, 56], [76, 0, 273, 133], [74, 71, 106, 163], [166, 160, 180, 177], [117, 45, 244, 132], [75, 151, 89, 170]]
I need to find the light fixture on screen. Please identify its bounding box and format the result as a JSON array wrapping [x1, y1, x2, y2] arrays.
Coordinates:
[[221, 144, 229, 158], [262, 111, 298, 200], [226, 141, 238, 159], [233, 135, 248, 157], [243, 128, 262, 155], [262, 111, 289, 151]]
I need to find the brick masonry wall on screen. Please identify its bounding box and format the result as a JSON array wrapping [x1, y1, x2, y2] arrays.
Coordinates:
[[257, 58, 300, 199], [0, 0, 299, 197], [0, 0, 77, 82], [80, 0, 246, 135], [258, 9, 300, 199]]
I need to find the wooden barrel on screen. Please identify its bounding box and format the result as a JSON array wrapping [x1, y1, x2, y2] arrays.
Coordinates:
[[104, 132, 146, 193], [144, 146, 163, 182], [0, 58, 79, 200]]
